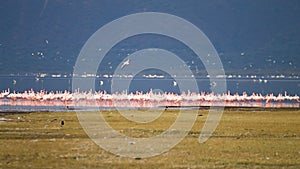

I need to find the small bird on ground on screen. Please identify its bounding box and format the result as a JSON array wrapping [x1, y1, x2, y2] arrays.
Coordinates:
[[61, 119, 65, 127]]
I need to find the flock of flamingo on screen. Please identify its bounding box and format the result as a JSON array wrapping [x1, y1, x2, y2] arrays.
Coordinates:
[[0, 88, 299, 108]]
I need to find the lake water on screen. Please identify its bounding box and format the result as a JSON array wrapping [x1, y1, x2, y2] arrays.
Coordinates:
[[0, 76, 299, 96]]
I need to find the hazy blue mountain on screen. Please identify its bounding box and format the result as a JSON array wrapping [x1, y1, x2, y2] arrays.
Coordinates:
[[0, 0, 299, 76]]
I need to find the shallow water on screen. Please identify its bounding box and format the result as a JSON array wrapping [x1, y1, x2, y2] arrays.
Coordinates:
[[1, 76, 299, 95]]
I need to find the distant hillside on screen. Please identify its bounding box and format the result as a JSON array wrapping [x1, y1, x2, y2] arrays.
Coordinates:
[[0, 0, 299, 76]]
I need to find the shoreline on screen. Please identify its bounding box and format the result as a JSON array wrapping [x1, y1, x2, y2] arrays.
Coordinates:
[[1, 106, 299, 115]]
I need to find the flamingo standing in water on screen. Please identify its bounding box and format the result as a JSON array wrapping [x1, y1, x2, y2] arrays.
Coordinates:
[[0, 88, 299, 108], [0, 89, 10, 99]]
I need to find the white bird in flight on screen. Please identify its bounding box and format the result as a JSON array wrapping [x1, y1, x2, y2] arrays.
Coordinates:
[[173, 81, 177, 86], [121, 59, 130, 69], [99, 80, 104, 86]]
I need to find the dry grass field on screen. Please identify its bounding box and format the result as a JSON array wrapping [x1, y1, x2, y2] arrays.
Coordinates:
[[0, 108, 299, 168]]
